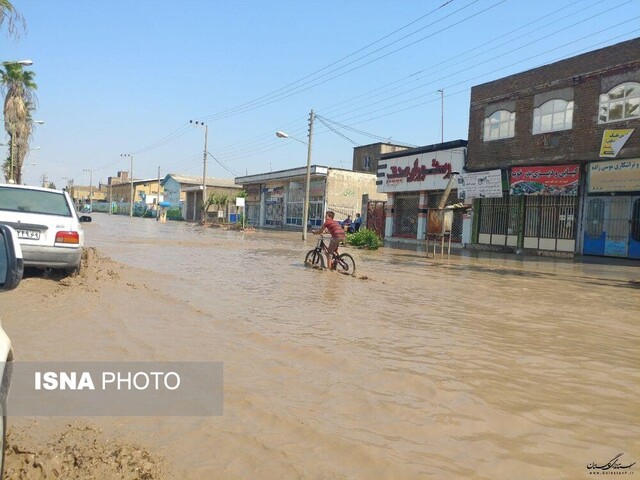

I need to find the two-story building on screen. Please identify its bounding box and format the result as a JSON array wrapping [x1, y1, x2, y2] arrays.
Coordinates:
[[466, 37, 640, 259]]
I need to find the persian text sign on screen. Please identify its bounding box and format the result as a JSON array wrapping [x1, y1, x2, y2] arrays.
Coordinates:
[[379, 149, 465, 193], [457, 170, 503, 200], [600, 129, 634, 158], [510, 165, 579, 196], [588, 158, 640, 193]]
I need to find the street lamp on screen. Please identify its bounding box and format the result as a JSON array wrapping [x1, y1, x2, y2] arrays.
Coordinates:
[[275, 109, 315, 241], [2, 59, 33, 66], [190, 120, 208, 223], [120, 153, 133, 217]]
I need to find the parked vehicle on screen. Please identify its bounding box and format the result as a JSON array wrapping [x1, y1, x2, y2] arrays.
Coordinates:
[[0, 224, 24, 474], [0, 184, 91, 274]]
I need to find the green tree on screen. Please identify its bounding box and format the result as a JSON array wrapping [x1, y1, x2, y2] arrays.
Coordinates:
[[1, 63, 37, 183], [0, 0, 26, 39], [204, 192, 230, 223]]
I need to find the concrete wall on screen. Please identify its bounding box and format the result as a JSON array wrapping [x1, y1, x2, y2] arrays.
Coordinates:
[[467, 37, 640, 171], [325, 169, 385, 220]]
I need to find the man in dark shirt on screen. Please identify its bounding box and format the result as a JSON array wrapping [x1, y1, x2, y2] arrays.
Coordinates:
[[312, 211, 345, 269]]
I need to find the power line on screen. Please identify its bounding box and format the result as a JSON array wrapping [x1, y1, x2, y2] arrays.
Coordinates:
[[198, 0, 459, 122], [207, 0, 503, 122]]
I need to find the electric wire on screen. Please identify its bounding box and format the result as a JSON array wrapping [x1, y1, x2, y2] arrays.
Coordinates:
[[198, 0, 459, 122]]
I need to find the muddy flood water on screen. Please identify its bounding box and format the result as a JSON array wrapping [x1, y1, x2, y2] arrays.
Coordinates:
[[3, 213, 639, 479]]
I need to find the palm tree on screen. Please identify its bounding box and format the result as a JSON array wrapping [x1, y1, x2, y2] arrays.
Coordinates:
[[0, 0, 26, 39], [1, 63, 37, 183]]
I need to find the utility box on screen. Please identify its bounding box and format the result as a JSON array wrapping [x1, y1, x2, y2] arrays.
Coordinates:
[[427, 209, 453, 235]]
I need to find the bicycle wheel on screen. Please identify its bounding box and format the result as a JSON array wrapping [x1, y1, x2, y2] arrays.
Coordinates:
[[335, 253, 356, 275], [305, 249, 325, 269]]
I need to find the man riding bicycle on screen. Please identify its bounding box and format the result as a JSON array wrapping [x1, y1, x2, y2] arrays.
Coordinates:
[[312, 211, 345, 270]]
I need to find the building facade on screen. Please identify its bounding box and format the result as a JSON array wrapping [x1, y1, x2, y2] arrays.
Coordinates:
[[467, 37, 640, 258], [161, 174, 241, 222], [352, 142, 411, 173], [235, 166, 384, 229], [378, 140, 467, 243]]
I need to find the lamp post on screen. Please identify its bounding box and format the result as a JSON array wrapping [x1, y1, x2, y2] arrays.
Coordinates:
[[190, 120, 208, 222], [120, 153, 133, 217], [83, 168, 93, 211], [276, 109, 315, 241], [438, 89, 444, 143], [2, 60, 33, 66], [9, 119, 44, 184]]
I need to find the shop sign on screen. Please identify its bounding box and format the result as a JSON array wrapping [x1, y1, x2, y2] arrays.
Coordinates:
[[457, 169, 503, 200], [379, 149, 465, 193], [599, 129, 634, 158], [265, 186, 284, 199], [588, 158, 640, 193], [510, 165, 579, 196], [245, 184, 260, 202], [309, 180, 325, 197]]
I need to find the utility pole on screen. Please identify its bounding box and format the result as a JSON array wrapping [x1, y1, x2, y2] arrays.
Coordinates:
[[157, 166, 161, 222], [83, 168, 93, 211], [302, 109, 315, 241], [9, 130, 15, 183], [120, 154, 133, 217], [190, 120, 208, 223], [438, 89, 444, 143]]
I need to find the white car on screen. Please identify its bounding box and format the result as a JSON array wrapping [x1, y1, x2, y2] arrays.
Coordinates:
[[0, 184, 91, 274], [0, 224, 24, 474]]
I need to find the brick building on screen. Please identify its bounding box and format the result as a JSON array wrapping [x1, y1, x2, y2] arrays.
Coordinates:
[[352, 142, 410, 173], [466, 37, 640, 258]]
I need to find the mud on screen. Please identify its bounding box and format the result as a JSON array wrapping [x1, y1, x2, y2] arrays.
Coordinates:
[[4, 423, 168, 479]]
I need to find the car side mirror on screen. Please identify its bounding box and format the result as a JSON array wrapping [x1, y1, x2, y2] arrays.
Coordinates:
[[0, 224, 24, 291], [79, 216, 92, 223]]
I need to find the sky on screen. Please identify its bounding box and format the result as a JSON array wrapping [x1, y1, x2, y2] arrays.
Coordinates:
[[2, 0, 640, 189]]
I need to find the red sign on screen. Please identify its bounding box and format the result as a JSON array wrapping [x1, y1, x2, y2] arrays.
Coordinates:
[[510, 165, 580, 196], [387, 158, 452, 182]]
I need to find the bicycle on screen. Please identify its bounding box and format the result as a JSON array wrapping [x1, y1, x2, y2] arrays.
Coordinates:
[[305, 234, 356, 275]]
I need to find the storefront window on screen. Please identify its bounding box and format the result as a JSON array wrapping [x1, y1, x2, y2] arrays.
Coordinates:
[[585, 198, 604, 238], [286, 182, 304, 226], [264, 187, 284, 227], [394, 194, 419, 238]]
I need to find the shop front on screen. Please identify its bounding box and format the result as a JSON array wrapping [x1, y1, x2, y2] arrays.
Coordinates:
[[245, 184, 261, 226], [235, 166, 380, 231], [378, 141, 467, 242], [474, 165, 580, 253], [583, 158, 640, 259]]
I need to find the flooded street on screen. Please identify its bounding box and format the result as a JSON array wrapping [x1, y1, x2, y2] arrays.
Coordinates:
[[3, 213, 639, 479]]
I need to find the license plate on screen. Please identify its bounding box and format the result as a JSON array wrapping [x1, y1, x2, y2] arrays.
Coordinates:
[[16, 229, 40, 240]]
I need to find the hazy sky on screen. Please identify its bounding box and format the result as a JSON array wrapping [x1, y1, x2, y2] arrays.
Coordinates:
[[3, 0, 639, 188]]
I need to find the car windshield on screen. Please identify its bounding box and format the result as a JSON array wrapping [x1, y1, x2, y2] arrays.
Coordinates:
[[0, 187, 72, 217]]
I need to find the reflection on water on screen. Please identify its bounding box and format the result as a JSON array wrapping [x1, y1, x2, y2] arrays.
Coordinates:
[[85, 215, 639, 479]]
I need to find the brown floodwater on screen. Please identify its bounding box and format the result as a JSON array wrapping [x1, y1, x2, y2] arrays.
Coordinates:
[[10, 214, 640, 479]]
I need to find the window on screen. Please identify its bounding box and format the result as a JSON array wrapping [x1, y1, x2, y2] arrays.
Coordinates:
[[533, 99, 573, 134], [483, 110, 515, 141], [0, 187, 72, 217], [363, 155, 371, 171], [599, 82, 640, 123]]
